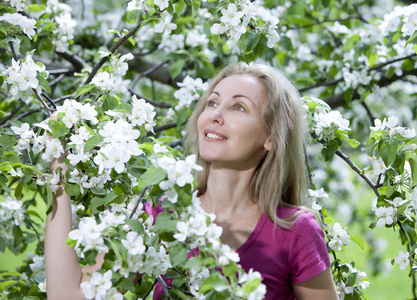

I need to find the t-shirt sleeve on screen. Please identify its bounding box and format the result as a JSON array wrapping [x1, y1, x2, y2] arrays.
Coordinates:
[[288, 211, 330, 283]]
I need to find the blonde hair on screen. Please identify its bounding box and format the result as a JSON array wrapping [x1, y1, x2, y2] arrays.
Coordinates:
[[185, 62, 309, 229]]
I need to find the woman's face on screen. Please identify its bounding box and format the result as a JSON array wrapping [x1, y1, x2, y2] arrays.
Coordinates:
[[197, 74, 271, 170]]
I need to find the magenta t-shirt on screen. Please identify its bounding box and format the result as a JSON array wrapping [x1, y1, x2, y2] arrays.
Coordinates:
[[145, 203, 330, 300]]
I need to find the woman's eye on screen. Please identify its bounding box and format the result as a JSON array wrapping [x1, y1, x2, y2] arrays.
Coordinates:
[[207, 100, 217, 107], [232, 104, 246, 111]]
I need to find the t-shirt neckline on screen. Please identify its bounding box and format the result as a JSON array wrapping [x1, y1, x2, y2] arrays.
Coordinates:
[[236, 212, 268, 255]]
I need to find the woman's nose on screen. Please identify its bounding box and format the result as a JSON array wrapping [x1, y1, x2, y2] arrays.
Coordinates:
[[209, 108, 224, 125]]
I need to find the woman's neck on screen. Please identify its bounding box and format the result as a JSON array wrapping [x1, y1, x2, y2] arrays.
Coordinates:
[[200, 165, 259, 219]]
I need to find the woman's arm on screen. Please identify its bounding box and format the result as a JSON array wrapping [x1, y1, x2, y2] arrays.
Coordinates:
[[44, 140, 103, 299], [292, 267, 338, 300]]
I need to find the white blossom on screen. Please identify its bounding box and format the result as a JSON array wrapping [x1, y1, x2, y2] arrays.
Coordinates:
[[394, 251, 410, 270], [154, 11, 177, 36], [0, 13, 36, 39], [375, 206, 396, 228]]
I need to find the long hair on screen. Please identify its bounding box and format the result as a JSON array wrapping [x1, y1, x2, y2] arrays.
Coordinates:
[[185, 62, 309, 229]]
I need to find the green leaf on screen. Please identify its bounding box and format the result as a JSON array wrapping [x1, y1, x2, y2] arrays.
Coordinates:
[[102, 95, 119, 111], [45, 184, 53, 215], [84, 135, 104, 152], [380, 138, 398, 166], [137, 166, 166, 191], [169, 243, 188, 267], [170, 288, 188, 300], [0, 280, 17, 291], [124, 219, 145, 234], [322, 139, 339, 161], [51, 121, 69, 138], [14, 183, 22, 200], [200, 272, 230, 293], [108, 239, 124, 264], [170, 59, 186, 79], [0, 135, 17, 151], [405, 31, 417, 47], [153, 211, 178, 233], [75, 84, 96, 98], [90, 191, 119, 209], [350, 234, 365, 251], [37, 74, 51, 93], [65, 183, 81, 197], [407, 157, 417, 186]]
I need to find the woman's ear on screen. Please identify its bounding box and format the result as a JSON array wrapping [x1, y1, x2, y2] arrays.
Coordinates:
[[264, 138, 272, 151]]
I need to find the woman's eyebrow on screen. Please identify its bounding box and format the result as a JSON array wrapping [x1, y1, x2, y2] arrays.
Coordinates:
[[211, 91, 255, 106]]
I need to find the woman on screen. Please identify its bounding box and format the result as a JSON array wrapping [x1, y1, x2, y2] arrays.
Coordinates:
[[45, 62, 338, 299], [183, 62, 338, 299]]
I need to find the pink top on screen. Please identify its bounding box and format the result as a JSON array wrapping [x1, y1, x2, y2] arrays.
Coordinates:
[[145, 203, 330, 300]]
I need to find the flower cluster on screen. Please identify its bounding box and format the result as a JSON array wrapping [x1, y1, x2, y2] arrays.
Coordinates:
[[342, 67, 372, 89], [308, 188, 329, 211], [128, 95, 156, 132], [174, 196, 223, 248], [1, 54, 48, 101], [91, 71, 129, 96], [152, 154, 203, 194], [401, 4, 417, 37], [174, 75, 209, 110], [110, 53, 134, 76], [370, 116, 416, 139], [0, 12, 36, 39], [328, 223, 350, 252], [313, 110, 351, 140], [94, 119, 142, 174], [0, 196, 25, 236], [154, 11, 177, 37], [29, 254, 47, 293], [336, 265, 369, 300], [56, 99, 98, 128], [80, 270, 122, 300], [45, 0, 77, 52]]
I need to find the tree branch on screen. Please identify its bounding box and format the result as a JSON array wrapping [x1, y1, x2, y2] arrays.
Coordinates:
[[33, 89, 52, 117], [55, 49, 89, 72], [334, 149, 380, 197], [157, 276, 172, 300], [82, 22, 143, 87], [147, 122, 178, 136], [128, 89, 172, 108], [129, 186, 152, 219]]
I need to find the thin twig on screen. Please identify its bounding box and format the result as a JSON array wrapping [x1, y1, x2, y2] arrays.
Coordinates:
[[288, 15, 368, 30], [49, 74, 66, 87], [26, 216, 45, 254], [370, 54, 417, 72], [361, 100, 375, 125], [41, 93, 57, 109], [299, 54, 417, 93], [129, 186, 152, 219], [82, 22, 143, 87], [33, 89, 52, 116], [334, 149, 380, 197], [143, 279, 158, 299], [131, 60, 170, 89], [128, 89, 172, 108], [9, 41, 17, 60], [0, 101, 25, 126], [1, 97, 69, 127], [157, 276, 173, 300], [147, 122, 178, 136]]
